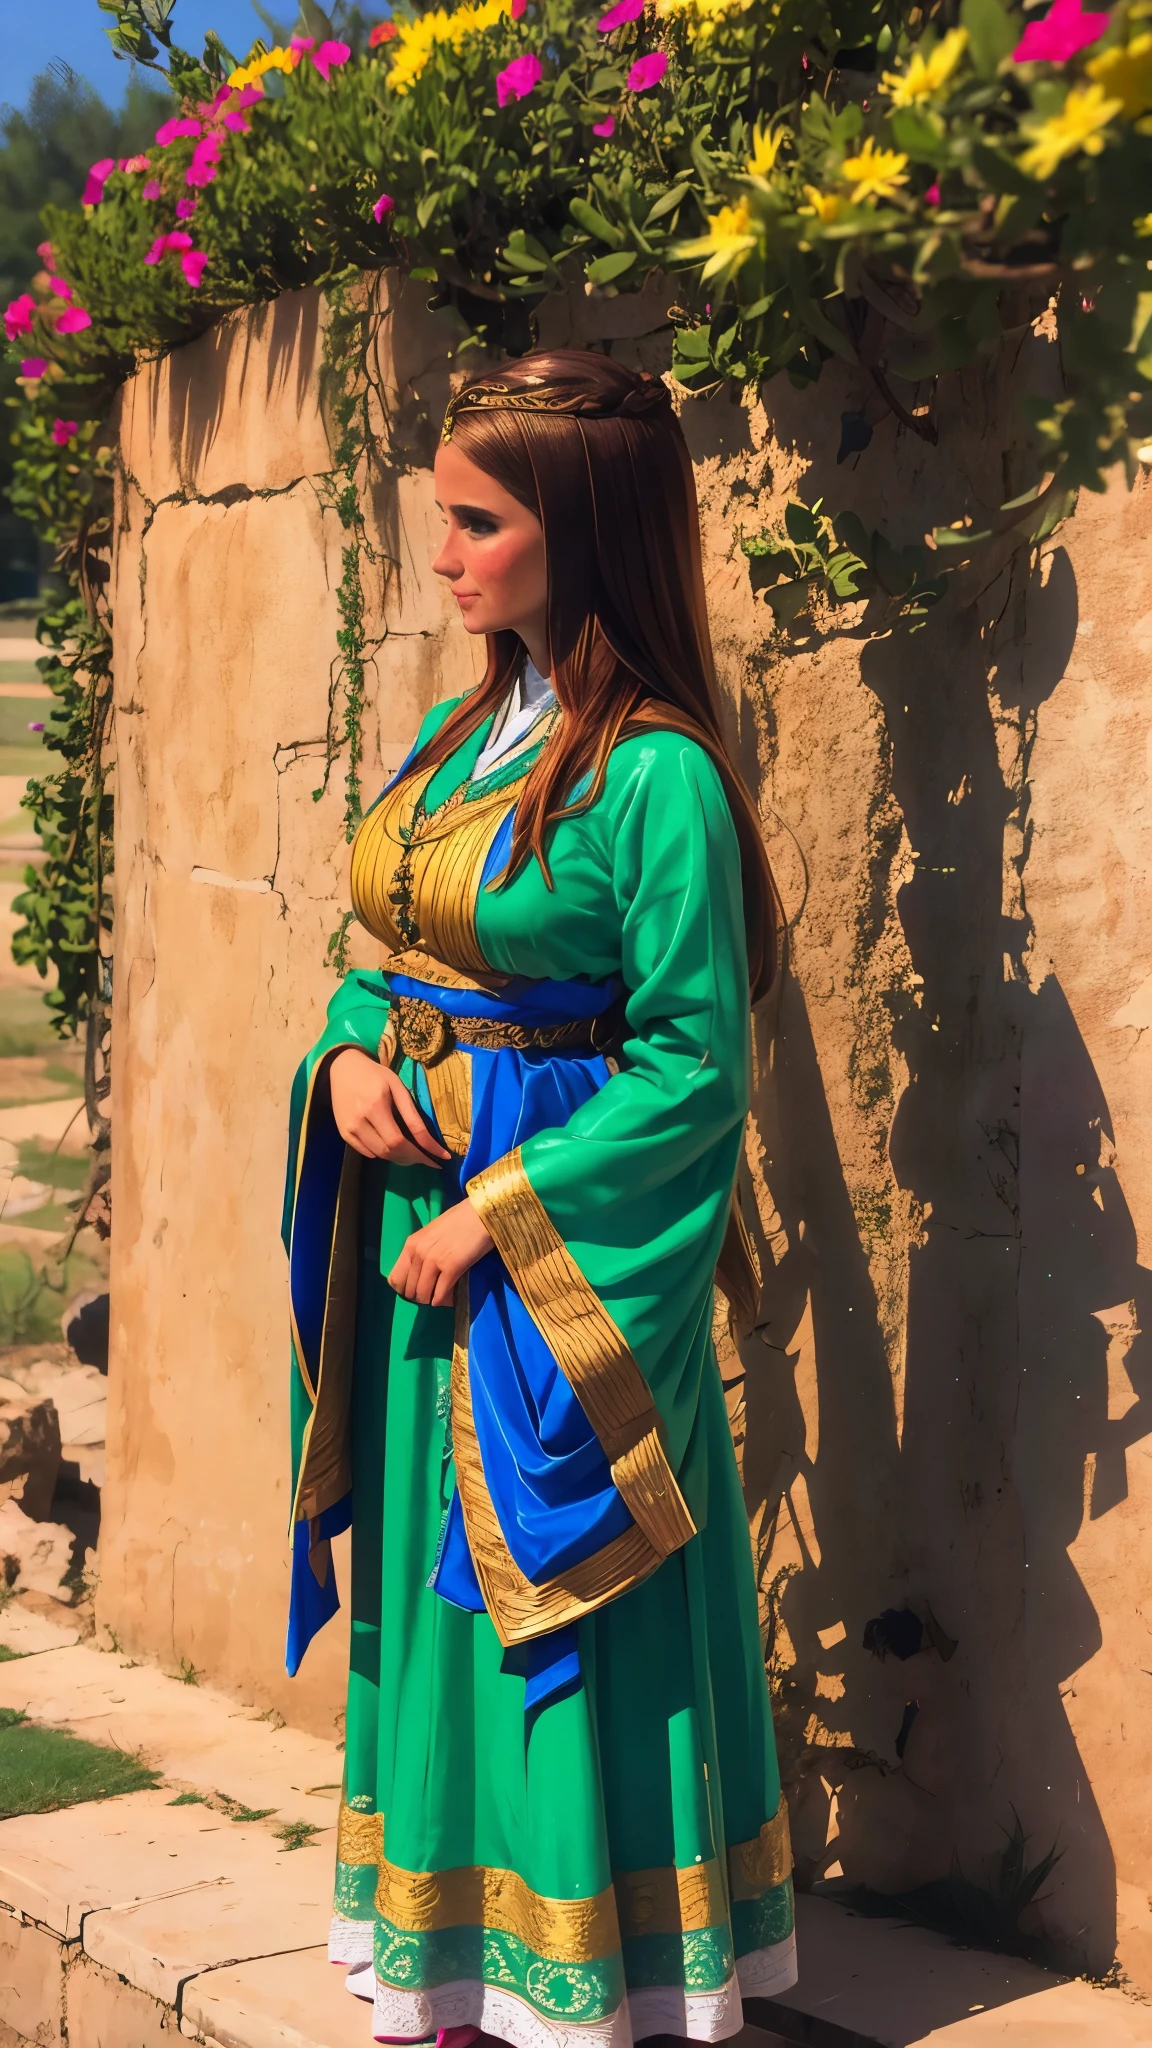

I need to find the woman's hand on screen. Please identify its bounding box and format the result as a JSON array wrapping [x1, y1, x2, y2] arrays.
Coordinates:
[[388, 1198, 495, 1307], [328, 1047, 450, 1166]]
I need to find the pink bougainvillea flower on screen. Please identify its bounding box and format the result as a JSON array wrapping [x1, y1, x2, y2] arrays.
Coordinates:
[[372, 190, 395, 222], [290, 34, 315, 51], [20, 358, 47, 380], [186, 131, 224, 186], [497, 51, 542, 103], [36, 241, 54, 266], [511, 0, 528, 16], [47, 276, 73, 300], [156, 116, 203, 147], [592, 114, 616, 135], [626, 50, 667, 89], [176, 196, 198, 219], [144, 231, 194, 265], [234, 84, 265, 108], [55, 306, 92, 334], [27, 722, 44, 732], [924, 180, 941, 203], [81, 157, 115, 204], [182, 250, 208, 288], [598, 0, 643, 28], [1013, 0, 1109, 63], [369, 17, 396, 40], [51, 419, 78, 446], [4, 295, 37, 340], [202, 83, 232, 115], [310, 39, 351, 79], [143, 178, 164, 200], [221, 107, 252, 132]]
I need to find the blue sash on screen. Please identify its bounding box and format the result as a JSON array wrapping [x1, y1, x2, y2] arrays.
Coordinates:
[[286, 965, 628, 1716]]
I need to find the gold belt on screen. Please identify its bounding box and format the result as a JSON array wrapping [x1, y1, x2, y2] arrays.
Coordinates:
[[389, 993, 593, 1065], [377, 992, 595, 1157]]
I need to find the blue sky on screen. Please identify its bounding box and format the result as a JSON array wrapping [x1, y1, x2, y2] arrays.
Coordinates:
[[2, 0, 283, 111]]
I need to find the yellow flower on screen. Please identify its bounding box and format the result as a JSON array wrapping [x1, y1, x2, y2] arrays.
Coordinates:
[[880, 27, 968, 106], [800, 185, 846, 223], [1136, 211, 1152, 234], [654, 0, 750, 37], [1087, 34, 1152, 121], [839, 137, 910, 202], [386, 0, 513, 94], [1020, 81, 1123, 179], [227, 44, 300, 87], [677, 198, 758, 279], [746, 123, 786, 178]]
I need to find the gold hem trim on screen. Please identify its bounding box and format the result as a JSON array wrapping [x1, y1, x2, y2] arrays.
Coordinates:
[[465, 1149, 696, 1560], [333, 1797, 791, 1948], [728, 1795, 793, 1897]]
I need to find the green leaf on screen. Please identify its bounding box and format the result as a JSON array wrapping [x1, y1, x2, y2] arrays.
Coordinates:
[[784, 500, 820, 546], [644, 184, 692, 227], [586, 248, 638, 283], [826, 549, 869, 596], [960, 0, 1018, 79], [833, 510, 873, 564], [672, 323, 712, 361], [569, 198, 624, 248], [889, 108, 945, 164], [766, 579, 813, 625], [416, 192, 440, 231]]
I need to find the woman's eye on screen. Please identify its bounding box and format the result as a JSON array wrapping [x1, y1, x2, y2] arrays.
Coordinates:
[[464, 516, 498, 537]]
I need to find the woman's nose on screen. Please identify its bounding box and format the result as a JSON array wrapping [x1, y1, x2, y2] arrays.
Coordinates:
[[431, 532, 462, 580]]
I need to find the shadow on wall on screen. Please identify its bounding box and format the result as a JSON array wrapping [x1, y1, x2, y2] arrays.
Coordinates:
[[734, 516, 1150, 1981]]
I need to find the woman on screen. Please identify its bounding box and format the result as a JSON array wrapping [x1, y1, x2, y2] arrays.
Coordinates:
[[284, 349, 796, 2048]]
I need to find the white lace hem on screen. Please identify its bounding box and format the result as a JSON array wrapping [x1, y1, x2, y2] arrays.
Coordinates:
[[326, 1933, 798, 2048]]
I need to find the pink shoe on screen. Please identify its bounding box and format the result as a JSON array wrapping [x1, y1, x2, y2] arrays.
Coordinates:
[[438, 2032, 480, 2048]]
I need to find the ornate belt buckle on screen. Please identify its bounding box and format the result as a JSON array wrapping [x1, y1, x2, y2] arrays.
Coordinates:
[[396, 994, 455, 1065]]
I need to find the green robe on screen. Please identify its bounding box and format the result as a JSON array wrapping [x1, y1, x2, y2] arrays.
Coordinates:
[[287, 698, 796, 2046]]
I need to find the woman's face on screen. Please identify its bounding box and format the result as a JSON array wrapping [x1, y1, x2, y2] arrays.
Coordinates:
[[432, 441, 549, 663]]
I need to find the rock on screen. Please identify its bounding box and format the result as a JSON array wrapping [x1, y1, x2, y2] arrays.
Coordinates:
[[0, 1395, 61, 1520], [1, 1359, 105, 1456], [63, 1291, 109, 1372], [0, 1497, 75, 1599]]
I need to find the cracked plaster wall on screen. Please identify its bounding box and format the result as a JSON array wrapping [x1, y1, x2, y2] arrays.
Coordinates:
[[101, 274, 1152, 1987]]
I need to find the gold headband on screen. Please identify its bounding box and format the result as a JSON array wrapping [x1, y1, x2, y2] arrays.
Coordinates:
[[441, 380, 582, 442], [440, 372, 671, 442]]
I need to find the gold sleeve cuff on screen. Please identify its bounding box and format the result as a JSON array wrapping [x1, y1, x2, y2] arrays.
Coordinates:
[[466, 1146, 696, 1561]]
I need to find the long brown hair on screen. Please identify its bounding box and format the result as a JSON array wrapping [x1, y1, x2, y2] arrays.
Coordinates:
[[408, 348, 780, 1000]]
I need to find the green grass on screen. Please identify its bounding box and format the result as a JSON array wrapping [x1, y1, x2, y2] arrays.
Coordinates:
[[18, 1140, 88, 1194], [0, 1645, 24, 1662], [0, 988, 77, 1059], [168, 1790, 207, 1807], [276, 1820, 322, 1851], [0, 1243, 107, 1343], [0, 698, 56, 748], [0, 1708, 159, 1818]]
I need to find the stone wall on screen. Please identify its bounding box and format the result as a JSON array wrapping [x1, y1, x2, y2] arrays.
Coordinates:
[[102, 273, 1152, 1988]]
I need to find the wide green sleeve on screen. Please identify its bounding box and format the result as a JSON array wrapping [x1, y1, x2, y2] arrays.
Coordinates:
[[476, 736, 751, 1479]]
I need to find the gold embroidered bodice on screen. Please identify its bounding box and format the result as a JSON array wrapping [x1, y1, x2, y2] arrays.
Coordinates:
[[349, 759, 525, 977]]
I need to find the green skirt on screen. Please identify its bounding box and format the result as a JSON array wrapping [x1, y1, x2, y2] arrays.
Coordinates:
[[328, 1161, 796, 2046]]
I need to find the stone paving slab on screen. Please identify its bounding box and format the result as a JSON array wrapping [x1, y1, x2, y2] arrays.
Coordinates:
[[759, 1895, 1152, 2045], [181, 1946, 377, 2048], [83, 1829, 334, 2005], [0, 1788, 333, 1949], [0, 1614, 344, 1831]]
